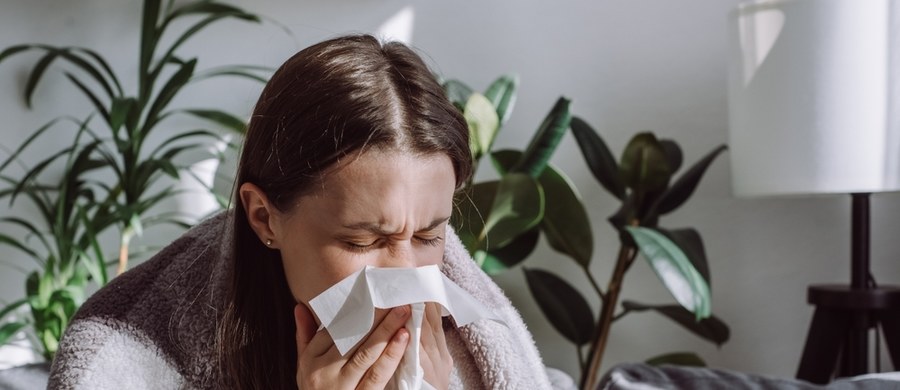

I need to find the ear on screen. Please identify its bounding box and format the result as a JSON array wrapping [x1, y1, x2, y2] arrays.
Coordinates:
[[239, 182, 280, 248]]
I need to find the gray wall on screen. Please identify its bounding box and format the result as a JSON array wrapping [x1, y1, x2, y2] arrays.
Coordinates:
[[2, 0, 899, 380]]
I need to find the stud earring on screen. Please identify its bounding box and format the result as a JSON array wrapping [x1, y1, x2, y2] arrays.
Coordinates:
[[265, 239, 272, 246]]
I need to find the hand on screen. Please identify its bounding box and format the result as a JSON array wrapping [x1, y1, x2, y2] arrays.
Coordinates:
[[419, 302, 453, 389], [295, 303, 411, 389]]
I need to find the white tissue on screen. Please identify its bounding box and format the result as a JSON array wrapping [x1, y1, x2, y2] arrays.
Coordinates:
[[387, 302, 428, 390], [308, 265, 502, 390]]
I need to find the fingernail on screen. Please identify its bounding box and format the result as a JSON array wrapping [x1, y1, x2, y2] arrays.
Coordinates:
[[396, 328, 409, 342], [393, 305, 410, 318]]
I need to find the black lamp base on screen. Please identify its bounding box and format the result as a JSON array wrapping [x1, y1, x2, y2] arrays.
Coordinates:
[[796, 284, 900, 383]]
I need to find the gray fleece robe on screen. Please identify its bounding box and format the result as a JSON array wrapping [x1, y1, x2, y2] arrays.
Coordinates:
[[47, 212, 559, 389]]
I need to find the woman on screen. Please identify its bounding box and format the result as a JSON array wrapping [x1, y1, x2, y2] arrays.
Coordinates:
[[49, 35, 556, 389]]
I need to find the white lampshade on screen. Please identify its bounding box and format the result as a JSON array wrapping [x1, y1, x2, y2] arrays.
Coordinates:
[[727, 0, 900, 197]]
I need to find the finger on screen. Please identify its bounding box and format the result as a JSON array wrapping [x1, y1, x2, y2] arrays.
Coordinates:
[[422, 303, 447, 355], [342, 305, 410, 378], [296, 304, 336, 358], [357, 327, 409, 390], [295, 303, 317, 357]]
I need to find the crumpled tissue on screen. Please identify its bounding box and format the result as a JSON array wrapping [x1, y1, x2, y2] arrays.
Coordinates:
[[308, 265, 502, 390]]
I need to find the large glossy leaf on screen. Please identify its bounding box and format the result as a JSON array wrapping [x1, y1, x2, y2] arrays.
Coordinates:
[[443, 79, 474, 110], [481, 173, 544, 249], [619, 133, 671, 195], [464, 93, 499, 161], [523, 267, 594, 345], [625, 226, 710, 319], [512, 97, 571, 178], [483, 74, 518, 126], [570, 116, 624, 200], [659, 140, 683, 175], [645, 352, 707, 367], [478, 227, 540, 275], [493, 150, 593, 267], [0, 322, 27, 346], [649, 145, 727, 217], [622, 301, 729, 345], [658, 228, 710, 288]]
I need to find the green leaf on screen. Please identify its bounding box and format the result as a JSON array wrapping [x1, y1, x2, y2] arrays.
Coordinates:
[[0, 44, 31, 64], [192, 64, 272, 84], [0, 299, 28, 322], [625, 226, 711, 320], [24, 49, 60, 109], [182, 109, 246, 134], [0, 233, 40, 259], [0, 117, 64, 173], [649, 145, 727, 217], [54, 48, 117, 101], [659, 140, 683, 175], [77, 204, 108, 286], [483, 74, 518, 126], [144, 58, 197, 134], [0, 322, 27, 346], [570, 116, 625, 200], [493, 150, 593, 267], [109, 98, 136, 135], [645, 352, 707, 367], [523, 267, 594, 345], [464, 93, 499, 161], [62, 71, 110, 124], [512, 97, 571, 178], [658, 228, 710, 288], [619, 133, 671, 195], [140, 0, 162, 94], [73, 47, 123, 95], [480, 173, 544, 249], [443, 79, 474, 110], [478, 227, 540, 274], [26, 272, 41, 309], [622, 301, 730, 346], [167, 2, 259, 21]]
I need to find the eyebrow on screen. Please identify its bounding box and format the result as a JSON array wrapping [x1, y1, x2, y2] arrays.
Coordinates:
[[342, 216, 451, 235]]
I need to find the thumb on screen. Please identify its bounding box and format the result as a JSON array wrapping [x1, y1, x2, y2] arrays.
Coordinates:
[[294, 303, 316, 356]]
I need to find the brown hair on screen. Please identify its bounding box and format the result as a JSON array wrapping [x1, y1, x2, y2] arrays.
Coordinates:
[[216, 34, 471, 388]]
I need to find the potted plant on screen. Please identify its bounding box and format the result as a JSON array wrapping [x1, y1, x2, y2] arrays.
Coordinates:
[[0, 0, 268, 364], [445, 75, 729, 390]]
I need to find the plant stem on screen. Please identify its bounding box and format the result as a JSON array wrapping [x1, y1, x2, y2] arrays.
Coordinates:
[[116, 232, 130, 276], [580, 243, 637, 390], [583, 266, 605, 301]]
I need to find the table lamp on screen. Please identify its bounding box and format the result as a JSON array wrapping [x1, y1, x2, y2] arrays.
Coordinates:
[[727, 0, 900, 383]]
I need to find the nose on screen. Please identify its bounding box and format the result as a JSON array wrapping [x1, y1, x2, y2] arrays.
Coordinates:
[[375, 239, 417, 268]]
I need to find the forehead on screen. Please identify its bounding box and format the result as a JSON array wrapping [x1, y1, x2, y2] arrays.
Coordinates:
[[292, 150, 456, 222]]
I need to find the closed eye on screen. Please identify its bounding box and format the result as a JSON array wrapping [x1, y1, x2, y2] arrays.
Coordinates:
[[416, 236, 443, 247], [344, 240, 379, 253]]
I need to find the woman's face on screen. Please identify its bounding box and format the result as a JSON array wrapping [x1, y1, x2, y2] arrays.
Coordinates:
[[267, 150, 456, 308]]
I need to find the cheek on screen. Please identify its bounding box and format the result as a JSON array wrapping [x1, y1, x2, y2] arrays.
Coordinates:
[[416, 241, 446, 267], [279, 238, 365, 304]]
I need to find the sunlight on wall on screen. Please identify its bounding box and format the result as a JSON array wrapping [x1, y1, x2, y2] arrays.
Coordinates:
[[376, 5, 415, 44]]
